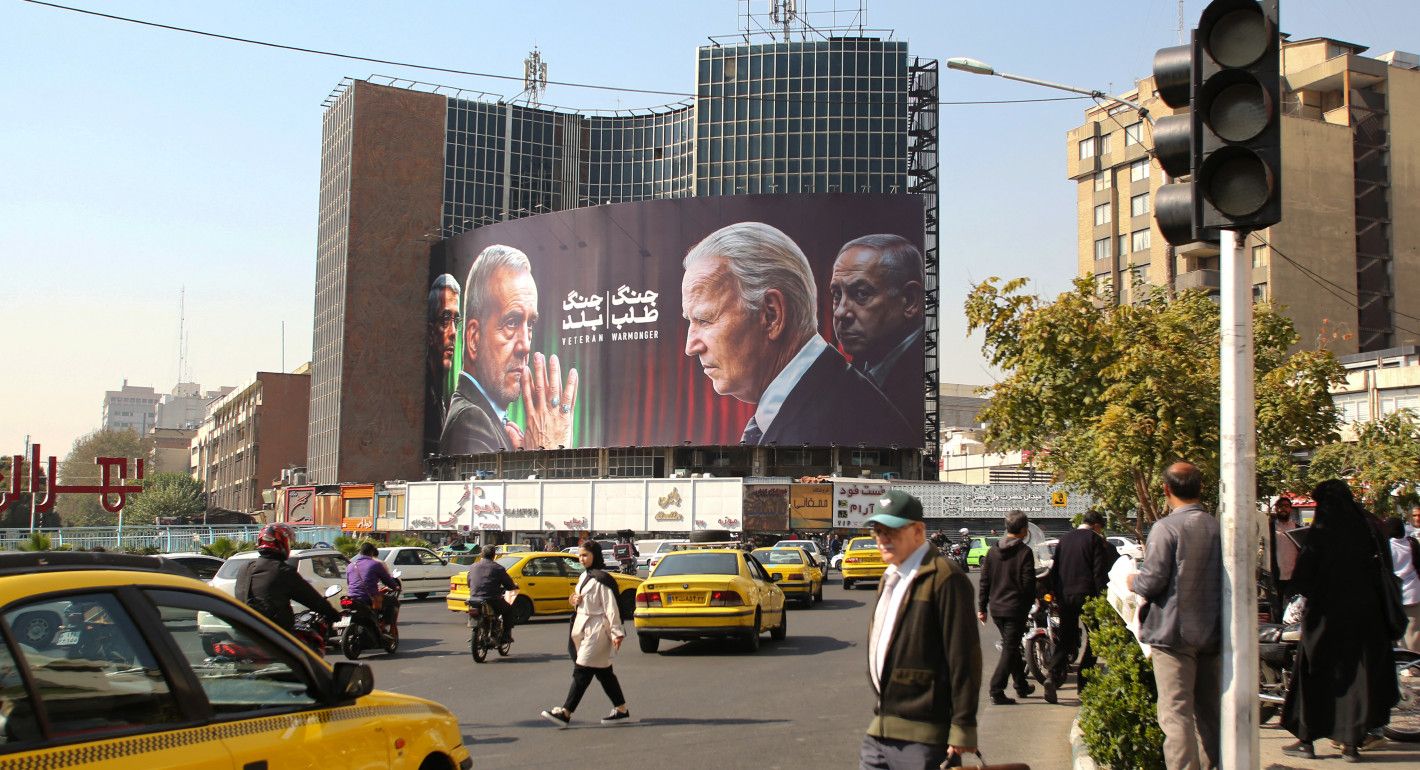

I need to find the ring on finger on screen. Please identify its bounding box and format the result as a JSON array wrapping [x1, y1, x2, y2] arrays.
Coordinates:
[[550, 397, 560, 408], [560, 404, 571, 414]]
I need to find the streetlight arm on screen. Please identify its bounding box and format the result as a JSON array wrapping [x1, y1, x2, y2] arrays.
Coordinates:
[[947, 56, 1152, 123]]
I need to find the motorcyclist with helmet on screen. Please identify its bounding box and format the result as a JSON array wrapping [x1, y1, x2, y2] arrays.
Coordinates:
[[346, 542, 402, 639], [467, 544, 518, 643], [235, 523, 340, 634]]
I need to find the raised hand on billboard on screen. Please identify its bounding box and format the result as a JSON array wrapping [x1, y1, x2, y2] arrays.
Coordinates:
[[519, 352, 580, 449]]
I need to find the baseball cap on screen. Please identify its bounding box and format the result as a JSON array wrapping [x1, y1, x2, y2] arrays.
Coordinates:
[[864, 489, 925, 529]]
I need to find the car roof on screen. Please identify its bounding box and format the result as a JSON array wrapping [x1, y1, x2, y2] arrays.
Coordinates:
[[662, 548, 742, 555], [163, 552, 224, 560], [226, 548, 344, 561], [0, 551, 200, 579]]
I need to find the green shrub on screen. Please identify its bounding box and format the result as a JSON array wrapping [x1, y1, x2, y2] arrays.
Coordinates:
[[333, 536, 364, 558], [17, 533, 52, 552], [386, 533, 433, 549], [1078, 595, 1165, 769], [202, 537, 251, 560]]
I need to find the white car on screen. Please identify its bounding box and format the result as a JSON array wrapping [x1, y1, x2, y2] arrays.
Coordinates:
[[200, 548, 350, 641], [161, 552, 225, 581], [378, 546, 466, 598], [1106, 535, 1145, 562], [646, 539, 689, 571]]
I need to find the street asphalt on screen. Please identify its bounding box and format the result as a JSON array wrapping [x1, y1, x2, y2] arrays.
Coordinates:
[[356, 572, 1080, 770]]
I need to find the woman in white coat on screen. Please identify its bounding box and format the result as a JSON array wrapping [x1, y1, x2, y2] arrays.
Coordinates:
[[541, 540, 631, 727]]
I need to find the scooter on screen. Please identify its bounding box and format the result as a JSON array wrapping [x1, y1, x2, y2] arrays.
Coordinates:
[[335, 570, 402, 660], [948, 542, 971, 573], [1257, 619, 1300, 723], [1023, 595, 1059, 684]]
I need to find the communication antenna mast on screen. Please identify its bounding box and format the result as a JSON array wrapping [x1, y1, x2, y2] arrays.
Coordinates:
[[1178, 0, 1186, 44], [769, 0, 798, 41], [523, 47, 548, 106], [176, 286, 187, 384]]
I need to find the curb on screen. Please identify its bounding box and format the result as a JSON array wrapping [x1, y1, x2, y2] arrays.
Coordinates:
[[1070, 717, 1100, 770]]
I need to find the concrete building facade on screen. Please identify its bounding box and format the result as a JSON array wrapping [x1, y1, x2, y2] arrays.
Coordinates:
[[199, 372, 311, 513], [1067, 37, 1420, 356], [101, 382, 160, 436]]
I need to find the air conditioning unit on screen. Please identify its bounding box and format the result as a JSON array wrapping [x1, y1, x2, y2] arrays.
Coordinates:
[[292, 472, 309, 486]]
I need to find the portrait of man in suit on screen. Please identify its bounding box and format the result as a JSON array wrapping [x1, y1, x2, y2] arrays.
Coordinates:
[[680, 222, 915, 447], [440, 245, 579, 455], [425, 272, 461, 448], [830, 234, 925, 413]]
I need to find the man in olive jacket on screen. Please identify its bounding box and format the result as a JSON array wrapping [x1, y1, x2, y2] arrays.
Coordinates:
[[862, 490, 982, 769]]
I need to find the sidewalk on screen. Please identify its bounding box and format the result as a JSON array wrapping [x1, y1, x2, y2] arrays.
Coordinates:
[[1260, 727, 1420, 768]]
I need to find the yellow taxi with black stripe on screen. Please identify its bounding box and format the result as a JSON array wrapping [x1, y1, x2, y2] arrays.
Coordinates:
[[840, 535, 887, 589], [0, 551, 471, 770], [750, 547, 824, 606], [445, 551, 642, 621], [633, 545, 787, 653]]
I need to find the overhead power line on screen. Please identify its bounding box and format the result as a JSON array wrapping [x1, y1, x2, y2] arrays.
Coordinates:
[[24, 1, 1091, 108]]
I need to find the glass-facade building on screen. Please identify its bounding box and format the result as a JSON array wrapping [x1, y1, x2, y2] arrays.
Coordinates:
[[310, 36, 936, 485], [438, 38, 911, 234]]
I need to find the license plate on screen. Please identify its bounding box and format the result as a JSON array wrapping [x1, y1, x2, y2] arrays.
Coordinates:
[[332, 618, 350, 630], [666, 592, 700, 606], [54, 630, 79, 646]]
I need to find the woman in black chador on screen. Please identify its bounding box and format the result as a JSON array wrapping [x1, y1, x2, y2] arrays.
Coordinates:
[[1281, 479, 1400, 761]]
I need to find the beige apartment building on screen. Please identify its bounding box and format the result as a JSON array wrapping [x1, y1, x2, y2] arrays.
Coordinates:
[[1067, 37, 1420, 355], [194, 372, 311, 514]]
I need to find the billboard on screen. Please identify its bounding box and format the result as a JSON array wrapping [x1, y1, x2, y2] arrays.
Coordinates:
[[425, 193, 926, 454], [789, 484, 833, 530]]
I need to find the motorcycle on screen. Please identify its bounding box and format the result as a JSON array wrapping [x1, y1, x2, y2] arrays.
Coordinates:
[[1257, 619, 1300, 723], [948, 541, 970, 573], [467, 594, 514, 663], [335, 571, 402, 660], [292, 585, 342, 656], [1389, 650, 1420, 742], [1023, 594, 1060, 684]]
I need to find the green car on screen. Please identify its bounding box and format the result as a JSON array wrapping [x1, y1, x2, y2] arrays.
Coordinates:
[[966, 537, 992, 568]]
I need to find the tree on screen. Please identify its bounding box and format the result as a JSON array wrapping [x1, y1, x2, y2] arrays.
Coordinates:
[[1306, 409, 1420, 516], [55, 429, 153, 527], [965, 277, 1344, 535], [126, 472, 205, 523]]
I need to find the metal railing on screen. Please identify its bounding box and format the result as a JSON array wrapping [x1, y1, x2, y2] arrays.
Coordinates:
[[0, 526, 344, 553]]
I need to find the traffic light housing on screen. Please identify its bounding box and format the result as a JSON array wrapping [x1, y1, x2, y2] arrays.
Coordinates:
[[1152, 0, 1282, 245]]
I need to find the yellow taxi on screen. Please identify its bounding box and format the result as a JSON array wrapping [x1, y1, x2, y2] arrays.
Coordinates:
[[840, 535, 887, 589], [445, 551, 642, 621], [750, 547, 824, 607], [0, 551, 471, 769], [634, 545, 787, 653]]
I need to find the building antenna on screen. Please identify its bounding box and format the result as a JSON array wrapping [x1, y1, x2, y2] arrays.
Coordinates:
[[176, 286, 186, 384], [281, 320, 286, 373], [1178, 0, 1187, 44], [523, 47, 548, 106]]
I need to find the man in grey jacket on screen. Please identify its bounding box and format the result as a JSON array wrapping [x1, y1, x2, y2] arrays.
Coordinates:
[[1128, 461, 1221, 770]]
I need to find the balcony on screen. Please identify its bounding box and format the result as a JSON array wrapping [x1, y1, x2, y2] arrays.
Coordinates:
[[1175, 269, 1221, 294]]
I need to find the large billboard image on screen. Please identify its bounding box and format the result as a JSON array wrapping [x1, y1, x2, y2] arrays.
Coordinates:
[[425, 193, 926, 452]]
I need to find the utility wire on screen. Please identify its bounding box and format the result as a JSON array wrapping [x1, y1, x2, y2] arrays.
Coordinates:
[[24, 1, 1090, 109], [1248, 232, 1420, 338]]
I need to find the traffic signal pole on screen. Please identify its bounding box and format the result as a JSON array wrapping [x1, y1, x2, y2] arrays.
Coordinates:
[[1219, 227, 1259, 769]]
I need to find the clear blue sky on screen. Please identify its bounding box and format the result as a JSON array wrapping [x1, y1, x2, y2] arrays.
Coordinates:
[[3, 0, 1415, 456]]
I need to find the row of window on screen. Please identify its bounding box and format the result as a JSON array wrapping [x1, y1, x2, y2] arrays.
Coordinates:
[[1093, 193, 1152, 226], [1078, 121, 1146, 160], [1094, 228, 1154, 260]]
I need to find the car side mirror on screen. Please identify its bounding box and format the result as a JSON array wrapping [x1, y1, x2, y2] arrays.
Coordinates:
[[324, 584, 341, 598], [440, 558, 449, 566], [769, 574, 782, 582], [328, 662, 374, 702]]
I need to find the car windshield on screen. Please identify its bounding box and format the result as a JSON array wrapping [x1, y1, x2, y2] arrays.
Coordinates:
[[377, 549, 390, 560], [754, 549, 803, 565], [213, 555, 256, 579], [656, 542, 683, 553], [849, 539, 877, 551], [654, 553, 739, 576], [495, 556, 523, 569]]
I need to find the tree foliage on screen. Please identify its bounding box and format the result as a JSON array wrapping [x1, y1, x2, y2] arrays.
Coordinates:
[[126, 472, 205, 523], [1078, 596, 1165, 768], [965, 277, 1344, 534], [55, 430, 153, 527], [1307, 409, 1420, 515]]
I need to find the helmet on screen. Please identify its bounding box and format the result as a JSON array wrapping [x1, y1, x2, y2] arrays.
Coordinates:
[[256, 523, 295, 558], [959, 528, 969, 536]]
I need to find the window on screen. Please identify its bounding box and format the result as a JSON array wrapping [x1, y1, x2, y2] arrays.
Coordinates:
[[6, 593, 184, 737], [1130, 158, 1150, 182], [1131, 193, 1151, 217], [1119, 234, 1130, 256], [1095, 274, 1113, 298], [523, 557, 564, 577], [1125, 121, 1144, 146], [1094, 238, 1112, 261], [1337, 398, 1370, 425], [1252, 245, 1269, 268], [308, 554, 348, 580], [1094, 203, 1112, 226], [1252, 283, 1268, 303], [146, 590, 318, 716], [1078, 138, 1096, 160], [1098, 133, 1113, 155], [1131, 228, 1152, 252], [1094, 171, 1111, 191], [0, 632, 39, 746], [394, 549, 420, 566], [417, 550, 445, 566], [559, 556, 585, 575]]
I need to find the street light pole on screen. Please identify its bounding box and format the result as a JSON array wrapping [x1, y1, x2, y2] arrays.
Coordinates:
[[945, 57, 1153, 122]]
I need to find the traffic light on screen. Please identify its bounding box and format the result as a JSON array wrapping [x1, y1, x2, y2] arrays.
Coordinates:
[[1152, 0, 1282, 245]]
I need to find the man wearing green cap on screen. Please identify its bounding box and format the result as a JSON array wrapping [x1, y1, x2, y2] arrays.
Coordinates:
[[860, 489, 982, 769]]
